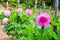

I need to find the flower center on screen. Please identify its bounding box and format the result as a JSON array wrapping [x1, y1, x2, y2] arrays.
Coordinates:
[[40, 17, 47, 23]]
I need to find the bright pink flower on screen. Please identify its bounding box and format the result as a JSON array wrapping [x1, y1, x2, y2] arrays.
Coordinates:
[[4, 10, 10, 17], [2, 18, 8, 24], [17, 8, 22, 13], [26, 9, 32, 15], [36, 12, 50, 27]]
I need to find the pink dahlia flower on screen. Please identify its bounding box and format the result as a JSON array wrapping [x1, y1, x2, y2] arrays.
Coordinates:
[[36, 12, 50, 27], [4, 10, 10, 17], [2, 18, 8, 24], [17, 8, 22, 13], [26, 9, 32, 15]]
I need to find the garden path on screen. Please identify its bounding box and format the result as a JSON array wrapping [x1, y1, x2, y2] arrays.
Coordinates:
[[0, 25, 13, 40]]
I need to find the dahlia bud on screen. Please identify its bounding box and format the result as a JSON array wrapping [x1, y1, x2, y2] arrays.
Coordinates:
[[4, 10, 10, 17], [26, 9, 32, 15], [2, 18, 8, 24], [17, 8, 22, 13]]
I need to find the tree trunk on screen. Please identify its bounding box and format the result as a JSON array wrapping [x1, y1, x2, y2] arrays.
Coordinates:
[[54, 0, 58, 16], [54, 0, 59, 33], [52, 0, 59, 40], [42, 0, 45, 9]]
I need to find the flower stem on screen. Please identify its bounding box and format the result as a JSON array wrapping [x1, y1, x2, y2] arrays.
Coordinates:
[[52, 26, 57, 40], [41, 27, 44, 40]]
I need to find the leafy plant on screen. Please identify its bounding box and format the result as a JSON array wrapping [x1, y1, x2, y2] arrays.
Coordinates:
[[0, 8, 60, 40]]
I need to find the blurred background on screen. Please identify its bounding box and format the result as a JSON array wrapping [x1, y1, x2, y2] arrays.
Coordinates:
[[0, 0, 56, 10]]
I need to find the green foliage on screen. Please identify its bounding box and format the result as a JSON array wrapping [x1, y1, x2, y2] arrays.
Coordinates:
[[0, 9, 59, 40], [0, 12, 5, 23], [0, 0, 60, 40]]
